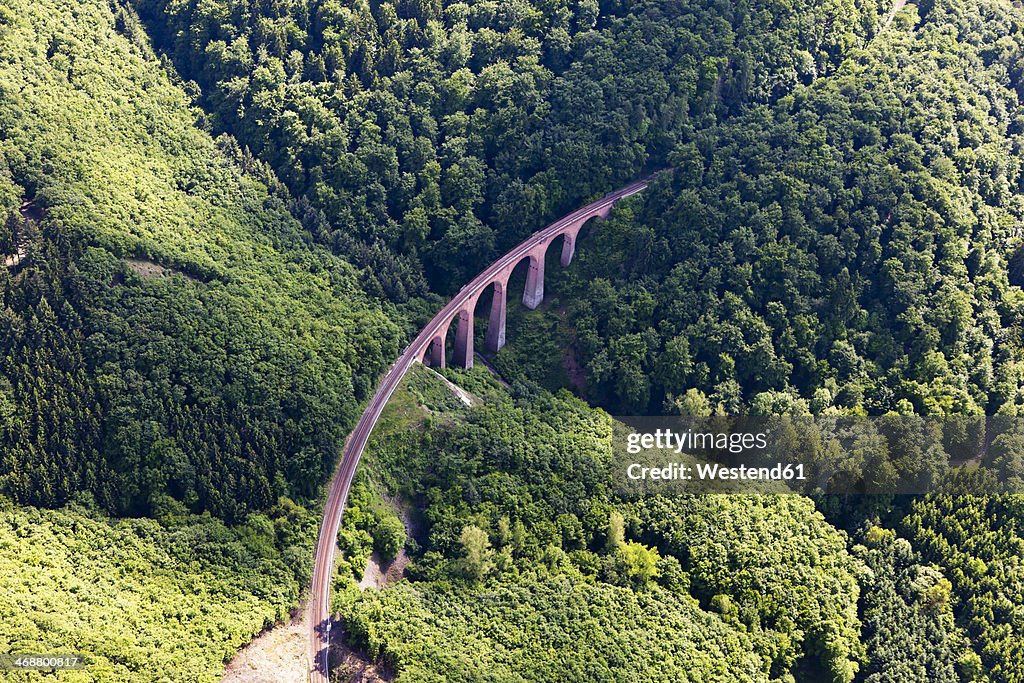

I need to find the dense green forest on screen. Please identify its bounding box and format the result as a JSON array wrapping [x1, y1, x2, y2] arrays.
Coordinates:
[[900, 480, 1024, 680], [128, 0, 888, 293], [850, 521, 982, 683], [503, 0, 1024, 418], [0, 0, 401, 520], [2, 0, 1024, 680], [335, 366, 867, 682], [327, 2, 1024, 678], [337, 366, 1023, 682], [0, 494, 317, 682]]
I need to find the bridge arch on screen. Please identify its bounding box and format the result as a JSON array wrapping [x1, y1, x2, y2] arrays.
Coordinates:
[[419, 298, 479, 370]]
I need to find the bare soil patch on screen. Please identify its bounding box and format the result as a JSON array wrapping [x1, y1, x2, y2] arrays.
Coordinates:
[[330, 637, 394, 682], [4, 200, 38, 269], [3, 251, 24, 269], [222, 607, 392, 683], [221, 609, 308, 683], [126, 258, 170, 278], [359, 497, 417, 591], [358, 549, 412, 591]]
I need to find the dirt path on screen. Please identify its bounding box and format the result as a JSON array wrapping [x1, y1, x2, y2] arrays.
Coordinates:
[[223, 607, 391, 683]]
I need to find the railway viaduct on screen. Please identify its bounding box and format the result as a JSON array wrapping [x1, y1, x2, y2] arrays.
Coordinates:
[[419, 181, 640, 369], [308, 174, 656, 682]]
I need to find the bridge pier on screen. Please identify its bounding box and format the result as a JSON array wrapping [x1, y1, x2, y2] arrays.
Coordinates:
[[523, 252, 545, 310], [560, 233, 576, 267], [411, 187, 630, 369], [454, 309, 474, 369], [486, 281, 507, 352], [429, 335, 445, 368]]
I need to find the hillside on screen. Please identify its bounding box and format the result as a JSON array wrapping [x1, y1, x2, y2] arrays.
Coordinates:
[[496, 0, 1024, 417], [333, 366, 867, 682], [129, 0, 888, 293], [0, 498, 316, 682], [0, 0, 401, 520]]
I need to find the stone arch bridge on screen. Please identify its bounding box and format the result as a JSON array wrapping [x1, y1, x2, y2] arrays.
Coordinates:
[[308, 174, 655, 682], [419, 177, 649, 368]]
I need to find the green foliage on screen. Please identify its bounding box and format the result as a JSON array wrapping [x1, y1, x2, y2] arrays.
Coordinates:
[[854, 525, 975, 683], [458, 524, 495, 582], [526, 0, 1024, 417], [342, 574, 788, 682], [901, 476, 1024, 681], [615, 540, 661, 588], [129, 0, 886, 294], [634, 495, 864, 682], [605, 508, 625, 552], [374, 513, 408, 563], [3, 2, 1023, 682], [0, 0, 401, 519], [0, 498, 316, 682], [335, 474, 410, 577], [491, 305, 572, 392], [338, 368, 864, 681]]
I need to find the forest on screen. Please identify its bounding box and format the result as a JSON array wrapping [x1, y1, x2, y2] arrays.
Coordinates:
[[334, 367, 863, 682], [0, 0, 401, 521], [332, 364, 1019, 682], [506, 0, 1024, 419], [0, 0, 1023, 680], [329, 0, 1023, 679], [128, 0, 889, 294], [0, 495, 318, 682]]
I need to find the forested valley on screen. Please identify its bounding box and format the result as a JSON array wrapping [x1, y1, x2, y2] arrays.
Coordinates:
[[528, 0, 1024, 419], [0, 0, 1023, 680], [0, 0, 389, 678]]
